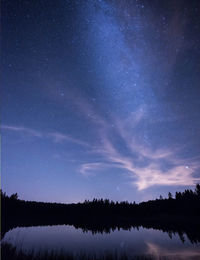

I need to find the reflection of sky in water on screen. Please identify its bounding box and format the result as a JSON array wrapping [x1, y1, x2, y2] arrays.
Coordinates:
[[2, 225, 200, 258]]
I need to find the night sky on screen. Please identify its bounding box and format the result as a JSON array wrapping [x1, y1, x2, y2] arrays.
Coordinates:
[[2, 0, 200, 203]]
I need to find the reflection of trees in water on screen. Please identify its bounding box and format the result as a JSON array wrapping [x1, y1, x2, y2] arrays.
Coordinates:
[[3, 241, 199, 260], [1, 184, 200, 244], [73, 222, 199, 244]]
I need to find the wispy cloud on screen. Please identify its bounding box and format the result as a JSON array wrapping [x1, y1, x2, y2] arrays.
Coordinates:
[[48, 132, 89, 147], [81, 107, 200, 190], [5, 104, 194, 191], [1, 125, 43, 138], [1, 125, 88, 147], [80, 162, 108, 176], [3, 102, 200, 191], [102, 132, 199, 190], [132, 163, 199, 191]]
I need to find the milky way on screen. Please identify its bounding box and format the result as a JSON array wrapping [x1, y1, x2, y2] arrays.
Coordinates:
[[2, 0, 200, 202]]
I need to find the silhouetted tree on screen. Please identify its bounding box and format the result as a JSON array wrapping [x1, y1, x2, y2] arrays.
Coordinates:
[[195, 184, 200, 198], [168, 192, 173, 199], [10, 193, 18, 200]]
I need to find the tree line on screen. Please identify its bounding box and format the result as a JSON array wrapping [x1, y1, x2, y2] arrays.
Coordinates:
[[1, 184, 200, 242]]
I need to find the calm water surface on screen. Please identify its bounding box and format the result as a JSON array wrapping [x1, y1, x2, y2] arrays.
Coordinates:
[[2, 225, 200, 259]]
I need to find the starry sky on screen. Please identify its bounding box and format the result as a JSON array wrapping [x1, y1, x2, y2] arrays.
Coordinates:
[[2, 0, 200, 203]]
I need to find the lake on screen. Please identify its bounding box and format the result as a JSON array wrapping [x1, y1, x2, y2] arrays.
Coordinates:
[[2, 225, 200, 259]]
